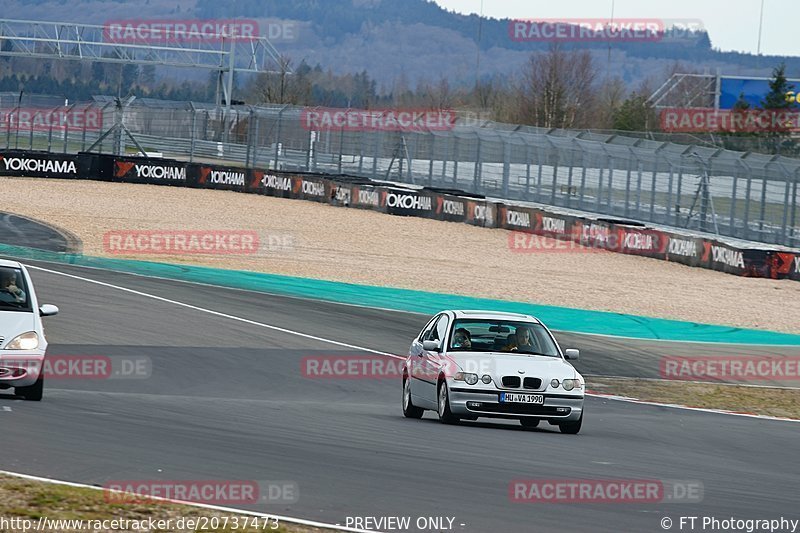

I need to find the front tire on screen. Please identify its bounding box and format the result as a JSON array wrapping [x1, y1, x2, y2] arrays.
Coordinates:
[[17, 376, 43, 401], [437, 380, 459, 425], [520, 418, 540, 428], [402, 377, 424, 419], [559, 413, 582, 434]]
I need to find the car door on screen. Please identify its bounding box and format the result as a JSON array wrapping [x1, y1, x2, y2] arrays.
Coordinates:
[[409, 314, 442, 408], [415, 313, 450, 406]]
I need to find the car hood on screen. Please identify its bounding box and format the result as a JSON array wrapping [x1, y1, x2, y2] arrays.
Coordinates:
[[445, 352, 579, 380], [0, 310, 35, 346]]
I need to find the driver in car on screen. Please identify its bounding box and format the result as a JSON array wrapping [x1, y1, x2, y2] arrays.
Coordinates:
[[451, 328, 472, 350], [0, 270, 25, 303], [503, 326, 536, 352]]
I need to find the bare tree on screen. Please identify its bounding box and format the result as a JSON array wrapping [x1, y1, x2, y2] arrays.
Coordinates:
[[516, 44, 597, 129], [252, 56, 311, 105]]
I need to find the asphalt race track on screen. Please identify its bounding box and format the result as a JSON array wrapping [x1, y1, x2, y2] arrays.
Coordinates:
[[2, 259, 799, 532], [0, 212, 79, 253]]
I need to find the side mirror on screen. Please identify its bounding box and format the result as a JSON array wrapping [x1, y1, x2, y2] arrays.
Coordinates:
[[39, 304, 59, 317], [564, 349, 580, 360], [422, 340, 441, 352]]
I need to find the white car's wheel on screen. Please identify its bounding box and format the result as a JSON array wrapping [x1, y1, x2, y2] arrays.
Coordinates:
[[520, 418, 540, 428], [559, 413, 583, 434], [402, 376, 424, 419], [437, 381, 459, 425], [17, 376, 43, 401]]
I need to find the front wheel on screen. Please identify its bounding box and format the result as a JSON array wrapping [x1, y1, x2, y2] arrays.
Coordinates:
[[559, 413, 582, 434], [520, 418, 540, 428], [17, 376, 43, 401], [402, 377, 424, 419], [437, 381, 459, 425]]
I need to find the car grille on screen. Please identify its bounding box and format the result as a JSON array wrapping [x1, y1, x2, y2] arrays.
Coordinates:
[[523, 377, 542, 389], [501, 376, 543, 389]]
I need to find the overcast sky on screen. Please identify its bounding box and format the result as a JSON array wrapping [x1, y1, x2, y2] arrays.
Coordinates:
[[433, 0, 795, 57]]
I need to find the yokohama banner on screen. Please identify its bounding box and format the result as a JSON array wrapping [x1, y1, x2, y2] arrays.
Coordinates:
[[435, 194, 469, 223], [664, 233, 706, 267], [573, 219, 616, 250], [291, 175, 329, 203], [349, 185, 385, 212], [384, 189, 435, 217], [533, 212, 575, 240], [328, 181, 354, 207], [0, 151, 83, 179], [247, 169, 293, 198], [700, 241, 770, 276], [465, 200, 497, 228], [498, 205, 537, 232], [788, 253, 800, 281], [191, 163, 247, 192], [113, 157, 187, 186], [613, 225, 668, 258]]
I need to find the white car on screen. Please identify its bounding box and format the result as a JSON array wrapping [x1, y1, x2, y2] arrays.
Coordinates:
[[402, 310, 584, 434], [0, 260, 59, 401]]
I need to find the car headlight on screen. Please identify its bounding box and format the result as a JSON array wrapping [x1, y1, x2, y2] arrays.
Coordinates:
[[551, 379, 560, 389], [5, 331, 39, 350], [455, 372, 479, 385], [563, 379, 582, 391], [481, 374, 492, 384]]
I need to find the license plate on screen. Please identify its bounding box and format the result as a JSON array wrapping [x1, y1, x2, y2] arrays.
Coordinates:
[[500, 393, 544, 404]]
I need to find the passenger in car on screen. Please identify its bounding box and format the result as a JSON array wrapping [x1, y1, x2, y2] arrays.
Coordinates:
[[0, 270, 25, 303], [503, 327, 537, 352], [451, 328, 472, 350]]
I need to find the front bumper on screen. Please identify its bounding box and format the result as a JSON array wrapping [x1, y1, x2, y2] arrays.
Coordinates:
[[449, 386, 584, 421], [0, 352, 45, 388]]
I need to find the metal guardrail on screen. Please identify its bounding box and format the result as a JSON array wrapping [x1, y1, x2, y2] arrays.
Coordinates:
[[1, 95, 798, 247]]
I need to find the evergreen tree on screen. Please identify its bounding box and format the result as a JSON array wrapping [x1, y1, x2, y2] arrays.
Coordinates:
[[759, 63, 797, 155]]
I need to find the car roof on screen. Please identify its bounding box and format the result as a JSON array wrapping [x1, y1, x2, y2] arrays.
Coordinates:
[[449, 310, 541, 323], [0, 258, 22, 269]]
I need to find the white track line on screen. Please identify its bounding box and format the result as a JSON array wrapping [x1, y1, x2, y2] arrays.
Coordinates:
[[27, 265, 405, 360], [0, 470, 378, 533], [586, 392, 800, 422]]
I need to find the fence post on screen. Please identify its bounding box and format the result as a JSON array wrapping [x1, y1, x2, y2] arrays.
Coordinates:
[[189, 102, 197, 163], [501, 137, 511, 198], [473, 134, 482, 193]]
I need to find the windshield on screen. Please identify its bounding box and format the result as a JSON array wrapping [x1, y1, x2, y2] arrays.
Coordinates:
[[0, 266, 32, 312], [448, 319, 560, 357]]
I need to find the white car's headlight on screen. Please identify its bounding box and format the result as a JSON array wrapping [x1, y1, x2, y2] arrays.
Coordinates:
[[551, 379, 560, 389], [481, 374, 492, 384], [5, 331, 39, 350], [562, 379, 582, 391], [454, 372, 479, 385]]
